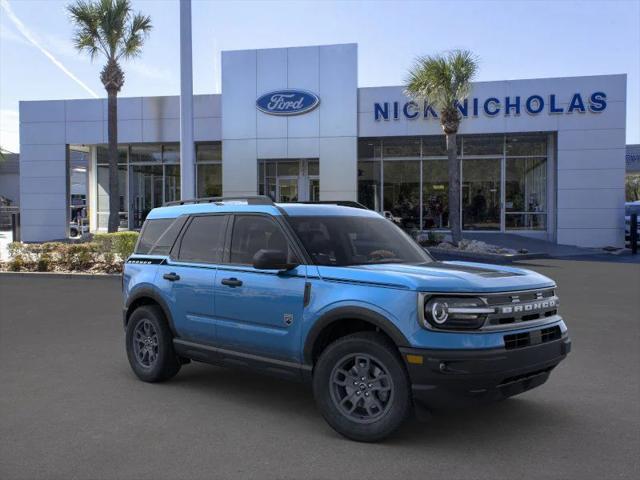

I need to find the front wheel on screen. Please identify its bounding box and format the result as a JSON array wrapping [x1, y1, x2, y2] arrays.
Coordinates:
[[313, 332, 412, 442], [125, 305, 181, 382]]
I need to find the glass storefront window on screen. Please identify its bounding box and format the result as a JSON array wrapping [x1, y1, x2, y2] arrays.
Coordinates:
[[130, 144, 162, 163], [196, 143, 222, 162], [97, 145, 127, 165], [382, 137, 420, 159], [197, 163, 222, 197], [357, 161, 381, 211], [422, 160, 449, 229], [505, 157, 547, 230], [506, 133, 547, 156], [383, 160, 420, 229], [163, 144, 180, 163], [421, 136, 448, 157], [358, 139, 382, 159], [164, 164, 181, 204], [462, 158, 501, 230], [97, 164, 128, 229], [463, 135, 503, 156], [130, 164, 163, 229]]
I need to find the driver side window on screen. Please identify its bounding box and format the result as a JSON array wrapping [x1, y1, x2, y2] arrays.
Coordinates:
[[229, 215, 294, 265]]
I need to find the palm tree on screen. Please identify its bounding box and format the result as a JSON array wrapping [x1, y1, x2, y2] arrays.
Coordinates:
[[68, 0, 152, 232], [405, 50, 478, 245]]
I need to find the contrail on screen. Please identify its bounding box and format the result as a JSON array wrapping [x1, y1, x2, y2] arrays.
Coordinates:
[[0, 0, 100, 98]]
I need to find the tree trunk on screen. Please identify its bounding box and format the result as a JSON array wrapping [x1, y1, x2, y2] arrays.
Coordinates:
[[107, 91, 119, 233], [447, 132, 462, 244]]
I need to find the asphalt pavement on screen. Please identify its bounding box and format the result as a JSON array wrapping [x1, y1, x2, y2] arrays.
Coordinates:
[[1, 258, 639, 479]]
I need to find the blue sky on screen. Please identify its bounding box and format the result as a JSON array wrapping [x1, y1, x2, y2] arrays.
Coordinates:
[[1, 0, 638, 152]]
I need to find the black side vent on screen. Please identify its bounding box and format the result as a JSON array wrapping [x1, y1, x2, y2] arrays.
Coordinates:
[[504, 326, 562, 350]]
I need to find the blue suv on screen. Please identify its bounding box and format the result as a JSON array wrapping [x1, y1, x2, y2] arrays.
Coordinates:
[[123, 196, 570, 442]]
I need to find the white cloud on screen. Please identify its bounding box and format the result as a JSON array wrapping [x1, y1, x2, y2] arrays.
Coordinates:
[[0, 109, 19, 153], [0, 0, 99, 98]]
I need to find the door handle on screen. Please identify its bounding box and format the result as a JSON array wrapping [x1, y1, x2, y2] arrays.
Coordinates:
[[163, 272, 180, 282], [221, 277, 243, 287]]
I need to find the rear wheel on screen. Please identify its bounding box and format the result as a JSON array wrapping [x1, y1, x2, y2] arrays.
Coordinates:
[[313, 332, 411, 442], [126, 305, 181, 382]]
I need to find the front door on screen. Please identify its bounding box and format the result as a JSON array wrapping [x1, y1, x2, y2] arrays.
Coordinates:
[[214, 214, 307, 362], [461, 158, 502, 230], [277, 177, 299, 203]]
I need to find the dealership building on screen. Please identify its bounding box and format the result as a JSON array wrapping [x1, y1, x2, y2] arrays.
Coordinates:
[[18, 43, 627, 247]]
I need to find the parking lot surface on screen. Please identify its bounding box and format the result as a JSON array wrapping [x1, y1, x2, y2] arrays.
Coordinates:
[[1, 258, 639, 480]]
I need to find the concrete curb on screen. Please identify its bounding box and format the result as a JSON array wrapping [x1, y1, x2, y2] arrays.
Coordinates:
[[426, 247, 549, 264], [0, 271, 121, 279]]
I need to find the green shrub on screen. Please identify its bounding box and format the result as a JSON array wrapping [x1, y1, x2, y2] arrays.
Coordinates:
[[111, 232, 138, 259], [36, 254, 51, 272], [8, 255, 25, 272], [94, 231, 139, 259]]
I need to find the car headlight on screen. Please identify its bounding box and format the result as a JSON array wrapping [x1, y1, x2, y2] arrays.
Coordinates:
[[422, 296, 494, 330]]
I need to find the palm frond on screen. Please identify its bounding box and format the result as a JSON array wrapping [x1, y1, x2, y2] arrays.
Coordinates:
[[405, 49, 478, 112], [118, 12, 152, 60], [67, 0, 153, 68]]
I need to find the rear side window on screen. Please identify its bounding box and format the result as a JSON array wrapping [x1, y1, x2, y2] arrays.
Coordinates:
[[177, 215, 227, 263], [135, 218, 175, 254]]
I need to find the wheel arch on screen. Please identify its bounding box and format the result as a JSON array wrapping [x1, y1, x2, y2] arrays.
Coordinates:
[[303, 306, 410, 366], [125, 287, 176, 336]]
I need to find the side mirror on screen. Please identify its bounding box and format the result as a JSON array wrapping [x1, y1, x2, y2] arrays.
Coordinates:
[[252, 249, 297, 271]]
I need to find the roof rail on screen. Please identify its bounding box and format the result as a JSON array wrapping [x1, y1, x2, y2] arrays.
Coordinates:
[[292, 200, 370, 210], [163, 195, 274, 207]]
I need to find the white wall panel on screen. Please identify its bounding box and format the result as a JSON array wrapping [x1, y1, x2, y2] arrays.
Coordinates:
[[257, 138, 287, 159], [103, 97, 143, 121], [194, 117, 221, 141], [222, 139, 257, 195], [142, 118, 180, 142], [193, 94, 221, 118], [20, 122, 66, 145], [65, 99, 103, 122], [287, 46, 320, 138], [287, 137, 319, 158], [142, 96, 179, 119], [557, 168, 625, 190], [319, 137, 357, 200], [557, 148, 626, 170], [319, 44, 357, 137], [222, 49, 257, 140], [66, 121, 104, 144], [20, 100, 65, 123]]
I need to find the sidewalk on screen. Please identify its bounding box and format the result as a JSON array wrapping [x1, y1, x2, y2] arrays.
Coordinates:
[[464, 232, 603, 256]]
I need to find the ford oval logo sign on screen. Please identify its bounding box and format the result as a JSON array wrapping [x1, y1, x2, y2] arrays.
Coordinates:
[[256, 90, 320, 116]]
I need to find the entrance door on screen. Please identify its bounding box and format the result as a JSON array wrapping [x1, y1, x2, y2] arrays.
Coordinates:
[[277, 177, 299, 202], [308, 177, 320, 202], [259, 159, 319, 203], [462, 158, 502, 230]]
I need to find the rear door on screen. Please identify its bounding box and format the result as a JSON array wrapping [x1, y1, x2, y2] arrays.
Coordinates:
[[156, 214, 229, 344], [214, 214, 307, 362]]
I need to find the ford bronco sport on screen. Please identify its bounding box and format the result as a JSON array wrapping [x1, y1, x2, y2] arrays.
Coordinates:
[[123, 196, 570, 442]]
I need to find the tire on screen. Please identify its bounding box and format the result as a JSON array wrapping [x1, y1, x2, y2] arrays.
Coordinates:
[[125, 305, 181, 382], [313, 332, 412, 442]]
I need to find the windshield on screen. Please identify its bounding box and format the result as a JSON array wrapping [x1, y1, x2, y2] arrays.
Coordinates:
[[287, 215, 433, 266]]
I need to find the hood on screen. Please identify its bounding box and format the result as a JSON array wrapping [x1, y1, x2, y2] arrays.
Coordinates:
[[315, 261, 555, 293]]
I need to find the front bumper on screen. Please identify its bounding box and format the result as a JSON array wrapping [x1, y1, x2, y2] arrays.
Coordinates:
[[399, 334, 571, 409]]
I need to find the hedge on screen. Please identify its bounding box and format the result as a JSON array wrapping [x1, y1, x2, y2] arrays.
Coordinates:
[[2, 231, 139, 273]]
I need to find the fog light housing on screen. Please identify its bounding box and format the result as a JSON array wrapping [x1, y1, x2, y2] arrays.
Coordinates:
[[423, 297, 493, 330]]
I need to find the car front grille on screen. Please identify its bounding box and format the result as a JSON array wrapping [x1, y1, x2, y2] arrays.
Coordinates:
[[483, 288, 558, 328], [504, 325, 562, 350]]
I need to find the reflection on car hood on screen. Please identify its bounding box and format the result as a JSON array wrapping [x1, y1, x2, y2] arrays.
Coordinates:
[[315, 261, 555, 293]]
